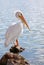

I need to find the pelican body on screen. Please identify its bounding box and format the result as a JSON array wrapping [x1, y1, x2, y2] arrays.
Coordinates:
[[5, 10, 30, 46]]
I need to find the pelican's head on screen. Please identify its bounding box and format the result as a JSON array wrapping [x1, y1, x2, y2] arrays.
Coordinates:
[[15, 10, 30, 31]]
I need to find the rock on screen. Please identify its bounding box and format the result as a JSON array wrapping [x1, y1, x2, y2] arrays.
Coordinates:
[[0, 44, 30, 65], [10, 45, 25, 53], [0, 52, 30, 65]]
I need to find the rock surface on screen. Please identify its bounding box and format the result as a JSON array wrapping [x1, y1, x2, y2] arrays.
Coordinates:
[[10, 45, 25, 53], [0, 45, 30, 65], [0, 52, 30, 65]]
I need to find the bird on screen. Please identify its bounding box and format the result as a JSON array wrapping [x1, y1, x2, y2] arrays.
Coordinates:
[[5, 10, 30, 47]]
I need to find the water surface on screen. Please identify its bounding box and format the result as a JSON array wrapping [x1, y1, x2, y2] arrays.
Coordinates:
[[0, 0, 44, 65]]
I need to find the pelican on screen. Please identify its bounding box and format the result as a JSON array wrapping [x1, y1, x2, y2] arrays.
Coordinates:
[[5, 10, 30, 46]]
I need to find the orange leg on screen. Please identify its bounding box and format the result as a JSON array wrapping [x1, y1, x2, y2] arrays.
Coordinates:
[[15, 39, 19, 47]]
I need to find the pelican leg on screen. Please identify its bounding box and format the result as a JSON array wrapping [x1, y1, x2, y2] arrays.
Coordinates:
[[15, 39, 19, 47]]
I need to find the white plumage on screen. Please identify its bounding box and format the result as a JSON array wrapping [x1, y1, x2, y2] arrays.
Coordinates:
[[5, 22, 23, 46], [5, 10, 30, 46]]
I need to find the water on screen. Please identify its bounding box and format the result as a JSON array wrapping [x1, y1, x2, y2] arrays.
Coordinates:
[[0, 0, 44, 65]]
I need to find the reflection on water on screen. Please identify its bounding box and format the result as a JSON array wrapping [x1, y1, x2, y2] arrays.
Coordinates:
[[0, 0, 44, 65]]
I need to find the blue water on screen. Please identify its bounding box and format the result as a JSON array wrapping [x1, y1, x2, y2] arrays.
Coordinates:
[[0, 0, 44, 65]]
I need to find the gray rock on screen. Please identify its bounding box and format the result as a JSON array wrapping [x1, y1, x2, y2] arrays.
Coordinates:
[[0, 52, 30, 65]]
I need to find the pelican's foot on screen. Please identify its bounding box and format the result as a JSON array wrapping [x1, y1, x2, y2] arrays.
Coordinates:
[[10, 45, 25, 53]]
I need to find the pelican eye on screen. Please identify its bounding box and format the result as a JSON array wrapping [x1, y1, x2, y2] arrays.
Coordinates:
[[19, 13, 22, 17], [20, 13, 22, 15]]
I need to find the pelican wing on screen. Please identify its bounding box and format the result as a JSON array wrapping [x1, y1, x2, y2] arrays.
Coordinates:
[[5, 22, 23, 46]]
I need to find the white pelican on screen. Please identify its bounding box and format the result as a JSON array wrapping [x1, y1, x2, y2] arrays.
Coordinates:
[[5, 10, 30, 46]]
